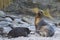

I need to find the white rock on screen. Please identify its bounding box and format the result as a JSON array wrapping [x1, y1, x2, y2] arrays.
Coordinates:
[[0, 17, 4, 21], [0, 21, 11, 27], [3, 27, 12, 33], [14, 18, 22, 22], [0, 11, 6, 17], [5, 17, 13, 22]]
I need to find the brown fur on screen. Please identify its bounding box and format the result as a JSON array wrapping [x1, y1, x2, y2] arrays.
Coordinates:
[[35, 11, 43, 30]]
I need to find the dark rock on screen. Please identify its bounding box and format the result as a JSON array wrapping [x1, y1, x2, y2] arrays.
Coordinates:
[[58, 23, 60, 26], [0, 27, 3, 35], [53, 23, 58, 27]]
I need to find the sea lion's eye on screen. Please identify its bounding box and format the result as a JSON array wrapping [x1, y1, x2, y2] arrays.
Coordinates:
[[39, 11, 43, 15], [40, 11, 43, 13]]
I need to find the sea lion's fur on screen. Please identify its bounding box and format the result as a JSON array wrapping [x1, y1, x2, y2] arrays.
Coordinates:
[[35, 11, 55, 37]]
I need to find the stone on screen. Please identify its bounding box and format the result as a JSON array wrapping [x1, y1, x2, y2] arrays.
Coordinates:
[[0, 17, 5, 21], [5, 17, 13, 22], [0, 11, 6, 17]]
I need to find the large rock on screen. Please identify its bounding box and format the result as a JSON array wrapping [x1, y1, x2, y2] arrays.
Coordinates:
[[0, 21, 11, 27], [0, 17, 5, 21], [0, 11, 6, 17]]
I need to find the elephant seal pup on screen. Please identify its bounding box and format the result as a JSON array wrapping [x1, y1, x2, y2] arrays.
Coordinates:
[[7, 27, 31, 38]]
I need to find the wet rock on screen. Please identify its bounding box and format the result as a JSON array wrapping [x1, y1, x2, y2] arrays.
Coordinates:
[[14, 19, 22, 23], [0, 11, 6, 17], [0, 27, 3, 36], [6, 15, 18, 19], [28, 26, 35, 31], [12, 19, 22, 27], [5, 17, 13, 22], [3, 27, 12, 34], [12, 20, 30, 28], [22, 16, 34, 25], [0, 21, 11, 27], [0, 26, 12, 37], [0, 17, 5, 21]]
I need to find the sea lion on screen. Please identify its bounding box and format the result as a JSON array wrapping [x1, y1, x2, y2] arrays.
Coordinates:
[[34, 10, 55, 37]]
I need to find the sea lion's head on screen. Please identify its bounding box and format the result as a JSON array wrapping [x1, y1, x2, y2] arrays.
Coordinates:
[[32, 8, 53, 19]]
